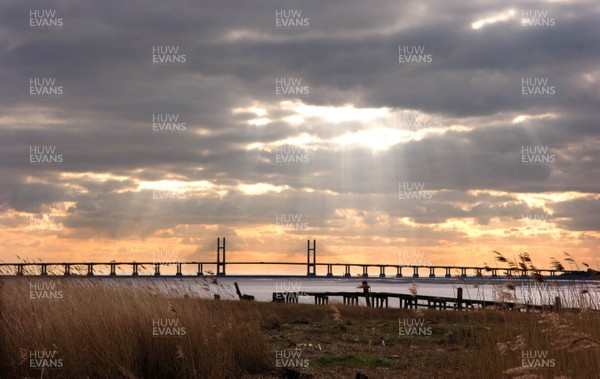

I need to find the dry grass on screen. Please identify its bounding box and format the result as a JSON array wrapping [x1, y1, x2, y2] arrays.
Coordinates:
[[483, 251, 600, 309], [0, 278, 270, 378], [469, 309, 600, 378], [2, 276, 600, 378]]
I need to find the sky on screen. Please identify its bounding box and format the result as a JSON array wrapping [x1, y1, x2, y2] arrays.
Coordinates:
[[0, 0, 599, 275]]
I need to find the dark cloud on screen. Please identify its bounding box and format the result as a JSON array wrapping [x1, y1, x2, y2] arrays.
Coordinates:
[[0, 0, 598, 254]]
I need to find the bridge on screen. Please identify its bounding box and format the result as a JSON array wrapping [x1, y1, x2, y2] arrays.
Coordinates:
[[0, 238, 576, 278]]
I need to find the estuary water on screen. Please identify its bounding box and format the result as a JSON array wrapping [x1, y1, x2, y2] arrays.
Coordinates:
[[85, 276, 600, 309]]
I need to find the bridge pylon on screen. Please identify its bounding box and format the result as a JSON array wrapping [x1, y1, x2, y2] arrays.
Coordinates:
[[217, 237, 226, 276], [307, 239, 316, 276]]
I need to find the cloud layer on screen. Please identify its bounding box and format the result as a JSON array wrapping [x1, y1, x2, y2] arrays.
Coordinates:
[[1, 0, 599, 271]]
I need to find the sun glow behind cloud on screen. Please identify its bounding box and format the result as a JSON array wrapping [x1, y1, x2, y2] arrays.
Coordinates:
[[239, 101, 457, 152], [332, 128, 409, 152], [280, 100, 389, 124], [471, 9, 516, 30], [233, 105, 271, 126], [138, 180, 215, 193], [237, 183, 289, 195], [512, 113, 558, 124]]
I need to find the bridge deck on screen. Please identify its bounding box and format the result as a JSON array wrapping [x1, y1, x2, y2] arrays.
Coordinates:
[[0, 261, 575, 278]]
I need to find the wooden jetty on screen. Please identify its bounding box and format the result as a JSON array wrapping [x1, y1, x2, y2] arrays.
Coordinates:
[[272, 287, 567, 312]]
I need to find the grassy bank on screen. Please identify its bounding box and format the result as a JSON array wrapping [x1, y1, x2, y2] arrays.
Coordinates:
[[1, 278, 599, 378]]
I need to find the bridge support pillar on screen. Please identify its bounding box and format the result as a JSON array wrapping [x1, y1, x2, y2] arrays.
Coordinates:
[[176, 263, 183, 276], [306, 239, 316, 277], [460, 268, 467, 278], [344, 265, 351, 277], [217, 237, 226, 276], [41, 264, 47, 276], [379, 266, 385, 278], [412, 267, 419, 278], [396, 266, 403, 278], [445, 267, 451, 278], [110, 263, 117, 276], [491, 269, 498, 278], [132, 263, 138, 277], [154, 263, 160, 277], [326, 264, 333, 277], [17, 264, 23, 276], [362, 266, 368, 278], [64, 264, 71, 276], [429, 267, 435, 278], [87, 264, 94, 276], [476, 268, 482, 277], [520, 269, 527, 278], [197, 263, 204, 276]]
